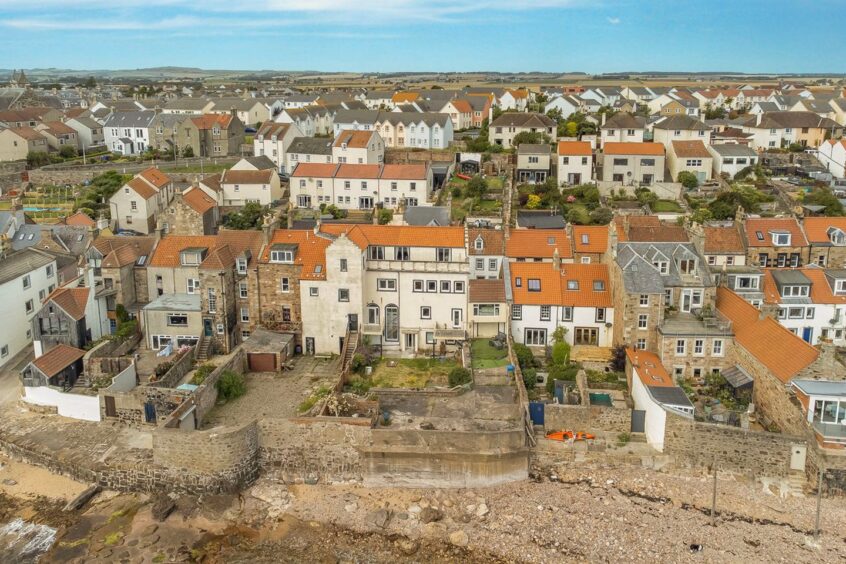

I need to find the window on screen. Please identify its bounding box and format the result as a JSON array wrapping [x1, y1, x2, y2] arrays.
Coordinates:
[[440, 280, 451, 293], [453, 281, 465, 293], [280, 277, 290, 293], [436, 248, 451, 262], [595, 308, 606, 322], [635, 338, 646, 350], [524, 328, 547, 346], [426, 331, 435, 344], [515, 277, 522, 287], [708, 255, 716, 265], [338, 289, 350, 302], [781, 285, 809, 298], [236, 257, 247, 274], [638, 314, 648, 329], [162, 315, 191, 332], [806, 308, 815, 319], [25, 299, 34, 314], [413, 280, 424, 292], [281, 306, 291, 322], [46, 265, 54, 278], [678, 259, 696, 274], [474, 304, 500, 316], [788, 307, 804, 319], [639, 294, 649, 306], [726, 256, 734, 266], [676, 339, 686, 355], [130, 200, 137, 211], [39, 289, 45, 301], [511, 304, 522, 320], [640, 158, 655, 166], [567, 280, 579, 290], [488, 259, 497, 271], [420, 306, 431, 319], [395, 246, 410, 261], [1, 346, 7, 358], [562, 306, 573, 322], [239, 282, 248, 299], [712, 339, 723, 356], [270, 249, 294, 263], [187, 279, 200, 294], [593, 280, 605, 291], [384, 304, 399, 341], [685, 159, 702, 167], [378, 278, 397, 291], [22, 275, 30, 289], [758, 253, 769, 267], [528, 279, 541, 292], [368, 246, 385, 260], [475, 258, 484, 270], [528, 156, 539, 164], [613, 158, 628, 166], [653, 261, 669, 275], [207, 288, 217, 313], [694, 339, 704, 355], [240, 307, 249, 322], [540, 306, 551, 321], [772, 232, 791, 246], [426, 280, 437, 293]]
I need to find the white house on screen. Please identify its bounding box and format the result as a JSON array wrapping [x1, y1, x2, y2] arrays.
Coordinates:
[[652, 115, 711, 150], [65, 117, 104, 150], [599, 113, 646, 148], [468, 228, 505, 280], [556, 141, 593, 186], [817, 139, 846, 178], [220, 168, 282, 207], [0, 248, 58, 368], [286, 136, 333, 173], [333, 109, 381, 137], [253, 121, 303, 173], [377, 112, 454, 149], [103, 111, 157, 155], [109, 167, 174, 234], [763, 268, 846, 346], [509, 261, 613, 349], [332, 130, 384, 164], [707, 144, 759, 179], [627, 348, 694, 452], [543, 95, 582, 119]]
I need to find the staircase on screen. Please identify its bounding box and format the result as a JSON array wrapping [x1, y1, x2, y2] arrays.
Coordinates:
[[787, 470, 806, 497], [342, 330, 359, 373], [345, 210, 370, 222], [196, 337, 212, 362]]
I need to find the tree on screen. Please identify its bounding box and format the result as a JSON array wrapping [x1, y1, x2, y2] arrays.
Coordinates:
[[377, 208, 393, 224], [704, 104, 726, 120], [27, 152, 50, 167], [677, 171, 699, 189], [566, 206, 590, 225], [691, 207, 714, 224], [223, 202, 267, 230], [589, 207, 613, 225], [551, 341, 571, 366], [511, 131, 550, 147], [804, 188, 844, 216], [182, 145, 194, 158], [59, 145, 77, 159], [465, 175, 488, 199]]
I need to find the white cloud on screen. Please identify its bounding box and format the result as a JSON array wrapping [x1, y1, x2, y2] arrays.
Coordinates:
[[607, 16, 621, 24]]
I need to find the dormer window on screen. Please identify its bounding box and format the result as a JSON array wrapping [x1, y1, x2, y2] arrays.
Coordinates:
[[771, 232, 791, 246], [270, 245, 296, 263], [653, 261, 669, 275], [593, 280, 605, 291], [678, 258, 696, 274], [474, 236, 484, 251], [581, 234, 589, 245], [828, 227, 846, 245], [179, 247, 207, 266], [236, 257, 248, 274], [781, 285, 810, 298], [567, 280, 579, 290]]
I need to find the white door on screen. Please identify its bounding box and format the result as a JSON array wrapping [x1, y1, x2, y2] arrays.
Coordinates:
[[451, 308, 463, 328], [790, 444, 807, 471], [681, 290, 692, 312]]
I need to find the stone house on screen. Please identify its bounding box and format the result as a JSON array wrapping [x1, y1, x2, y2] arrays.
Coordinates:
[[159, 186, 219, 236], [176, 113, 245, 158], [109, 168, 174, 234], [743, 217, 809, 268], [34, 121, 79, 153], [87, 235, 157, 319], [802, 216, 846, 268]]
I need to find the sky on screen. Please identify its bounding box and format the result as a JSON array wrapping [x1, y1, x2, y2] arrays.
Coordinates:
[[0, 0, 842, 74]]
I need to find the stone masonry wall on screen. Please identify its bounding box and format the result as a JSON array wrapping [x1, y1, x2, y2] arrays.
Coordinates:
[[148, 348, 195, 389], [658, 334, 734, 379], [544, 404, 631, 434], [194, 348, 246, 425], [663, 411, 801, 479]]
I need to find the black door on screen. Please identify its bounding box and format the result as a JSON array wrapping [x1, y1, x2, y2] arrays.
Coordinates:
[[203, 319, 213, 337], [631, 410, 645, 433], [348, 314, 358, 331]]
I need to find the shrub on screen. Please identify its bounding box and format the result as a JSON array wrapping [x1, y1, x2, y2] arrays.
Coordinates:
[[377, 208, 393, 225], [155, 361, 174, 378], [611, 344, 627, 372], [545, 363, 580, 396], [466, 175, 488, 198], [217, 370, 246, 401], [522, 368, 537, 390], [551, 341, 571, 367], [59, 145, 77, 159], [677, 171, 699, 189], [115, 304, 130, 324], [513, 343, 535, 370], [182, 146, 194, 158], [526, 194, 542, 209], [451, 186, 462, 198], [27, 152, 50, 167], [111, 319, 137, 342], [617, 432, 631, 446], [190, 363, 216, 385], [350, 353, 366, 374], [589, 207, 613, 225], [448, 367, 471, 387]]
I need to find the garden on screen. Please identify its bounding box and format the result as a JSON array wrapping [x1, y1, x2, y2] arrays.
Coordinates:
[[470, 338, 510, 369], [345, 355, 464, 393], [517, 180, 612, 226], [445, 173, 505, 221]]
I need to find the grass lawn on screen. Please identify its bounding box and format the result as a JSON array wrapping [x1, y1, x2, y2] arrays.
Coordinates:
[[486, 176, 504, 191], [652, 199, 684, 212], [471, 339, 509, 369], [366, 357, 459, 388], [163, 163, 230, 174]]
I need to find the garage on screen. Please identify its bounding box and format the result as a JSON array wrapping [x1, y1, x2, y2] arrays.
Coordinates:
[[248, 353, 277, 372]]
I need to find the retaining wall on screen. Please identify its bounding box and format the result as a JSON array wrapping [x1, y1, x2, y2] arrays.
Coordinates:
[[544, 404, 631, 434]]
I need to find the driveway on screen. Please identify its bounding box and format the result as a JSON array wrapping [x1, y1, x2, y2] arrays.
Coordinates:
[[0, 344, 33, 407]]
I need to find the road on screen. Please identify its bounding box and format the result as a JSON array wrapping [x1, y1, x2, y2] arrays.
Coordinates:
[[0, 345, 33, 407]]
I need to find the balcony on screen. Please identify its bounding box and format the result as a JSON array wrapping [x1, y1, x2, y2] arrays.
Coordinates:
[[813, 421, 846, 445], [362, 323, 382, 336], [368, 259, 469, 274]]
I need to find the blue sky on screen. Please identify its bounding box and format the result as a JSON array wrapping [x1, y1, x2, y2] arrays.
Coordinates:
[[0, 0, 841, 73]]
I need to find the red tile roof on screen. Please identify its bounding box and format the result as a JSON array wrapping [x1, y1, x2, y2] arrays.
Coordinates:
[[126, 176, 157, 199], [469, 279, 506, 303], [572, 225, 609, 254], [704, 225, 745, 254], [138, 167, 170, 189], [802, 217, 846, 244], [191, 113, 233, 130], [291, 163, 339, 178], [64, 211, 96, 227], [181, 187, 217, 214], [380, 163, 427, 180], [149, 232, 262, 269], [626, 349, 673, 387], [335, 164, 380, 179], [716, 287, 818, 384], [557, 141, 592, 156], [510, 262, 611, 307], [468, 228, 505, 256], [221, 169, 274, 184], [744, 218, 808, 248], [506, 229, 573, 259], [762, 268, 846, 305], [671, 140, 711, 159], [32, 344, 86, 378], [45, 287, 89, 320], [320, 224, 465, 249], [260, 229, 332, 280], [333, 130, 376, 149], [604, 142, 664, 156]]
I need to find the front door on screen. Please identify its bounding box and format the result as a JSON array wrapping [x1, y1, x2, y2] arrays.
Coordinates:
[[681, 291, 692, 312], [802, 327, 813, 343], [574, 327, 598, 345], [348, 314, 358, 331], [203, 319, 213, 337], [790, 444, 807, 471], [568, 173, 581, 185], [359, 196, 373, 209], [642, 174, 653, 185], [405, 333, 416, 351], [451, 308, 463, 328], [305, 337, 315, 355]]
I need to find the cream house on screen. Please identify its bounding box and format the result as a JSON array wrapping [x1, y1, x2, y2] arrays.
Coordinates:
[[332, 130, 384, 164], [220, 168, 282, 207], [667, 140, 713, 184], [109, 168, 174, 234], [557, 141, 593, 186]]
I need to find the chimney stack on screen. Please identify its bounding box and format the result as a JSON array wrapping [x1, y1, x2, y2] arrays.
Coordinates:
[[154, 219, 164, 241], [552, 248, 561, 272]]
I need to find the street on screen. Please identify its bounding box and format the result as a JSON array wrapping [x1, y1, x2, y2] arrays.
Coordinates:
[[0, 345, 33, 407]]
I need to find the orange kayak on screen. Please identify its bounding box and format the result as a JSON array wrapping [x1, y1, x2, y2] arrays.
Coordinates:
[[545, 430, 595, 442]]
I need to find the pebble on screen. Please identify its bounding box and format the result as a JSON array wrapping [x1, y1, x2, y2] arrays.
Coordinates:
[[448, 530, 469, 547], [476, 503, 489, 517], [344, 503, 358, 513]]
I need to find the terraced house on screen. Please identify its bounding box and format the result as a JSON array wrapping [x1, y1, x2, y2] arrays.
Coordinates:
[[109, 168, 174, 234], [743, 217, 809, 268], [176, 113, 245, 157]]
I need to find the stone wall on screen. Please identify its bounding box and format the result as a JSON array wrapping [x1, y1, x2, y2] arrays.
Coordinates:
[[258, 418, 370, 483], [384, 149, 456, 164], [657, 333, 734, 379], [663, 410, 801, 479], [84, 333, 141, 382], [194, 348, 246, 424], [148, 348, 195, 389], [544, 404, 631, 434]]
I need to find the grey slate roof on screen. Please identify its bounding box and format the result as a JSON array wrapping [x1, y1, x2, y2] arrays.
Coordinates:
[[242, 155, 277, 170], [648, 386, 695, 409], [753, 102, 780, 113], [517, 143, 551, 155], [602, 113, 646, 130], [380, 111, 451, 128], [404, 206, 450, 226], [288, 136, 333, 155], [653, 115, 711, 131], [708, 144, 758, 157], [516, 210, 565, 229], [0, 248, 55, 285], [616, 242, 712, 292], [792, 379, 846, 397], [334, 109, 381, 124], [163, 98, 210, 111], [103, 110, 156, 129], [490, 112, 555, 128]]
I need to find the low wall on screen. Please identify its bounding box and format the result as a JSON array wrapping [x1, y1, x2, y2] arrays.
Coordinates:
[[195, 349, 246, 425], [106, 362, 137, 393], [148, 348, 195, 388], [22, 386, 101, 422], [27, 157, 239, 187], [84, 333, 141, 382], [664, 411, 801, 479], [544, 404, 631, 434], [384, 149, 456, 164]]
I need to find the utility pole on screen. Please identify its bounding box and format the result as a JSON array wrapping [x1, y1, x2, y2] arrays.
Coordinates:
[[814, 465, 824, 541], [710, 455, 718, 527]]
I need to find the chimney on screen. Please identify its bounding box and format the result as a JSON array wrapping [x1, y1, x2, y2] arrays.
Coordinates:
[[154, 218, 164, 241], [286, 200, 294, 229], [601, 112, 607, 127], [230, 106, 237, 118], [262, 212, 277, 246], [734, 205, 745, 223], [154, 105, 161, 115], [552, 248, 561, 271]]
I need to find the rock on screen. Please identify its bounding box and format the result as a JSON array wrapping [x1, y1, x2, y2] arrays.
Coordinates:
[[419, 507, 443, 524], [408, 504, 422, 514], [63, 484, 100, 511], [419, 499, 430, 509], [304, 474, 319, 485], [370, 508, 392, 528], [419, 422, 435, 430], [139, 535, 160, 549], [397, 512, 409, 520], [142, 525, 158, 536], [151, 496, 176, 522], [442, 499, 454, 508], [2, 479, 17, 486], [465, 504, 476, 514], [397, 539, 419, 555], [449, 530, 469, 547], [475, 503, 489, 517], [344, 503, 358, 513]]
